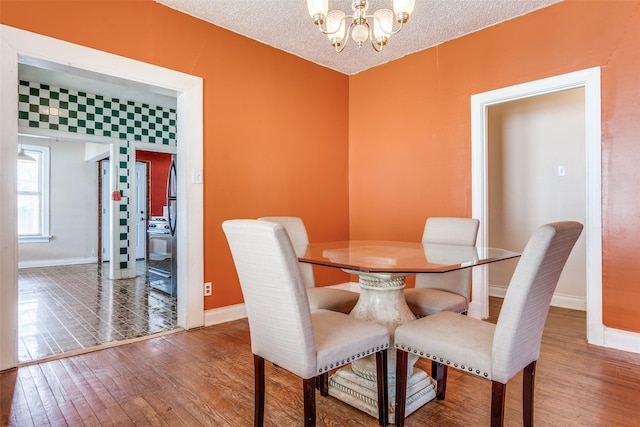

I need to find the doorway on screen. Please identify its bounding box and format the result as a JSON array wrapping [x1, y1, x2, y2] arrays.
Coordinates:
[[470, 67, 603, 345], [1, 25, 205, 371], [16, 138, 178, 363], [486, 89, 587, 304], [101, 160, 148, 262]]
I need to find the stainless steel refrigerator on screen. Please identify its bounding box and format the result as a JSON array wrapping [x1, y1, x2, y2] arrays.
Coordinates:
[[166, 155, 178, 298]]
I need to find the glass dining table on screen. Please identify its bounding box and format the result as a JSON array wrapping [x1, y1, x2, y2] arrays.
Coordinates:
[[299, 240, 520, 424]]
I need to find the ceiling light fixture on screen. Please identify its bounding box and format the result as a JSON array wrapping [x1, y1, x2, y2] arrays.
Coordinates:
[[307, 0, 415, 52], [17, 145, 36, 163]]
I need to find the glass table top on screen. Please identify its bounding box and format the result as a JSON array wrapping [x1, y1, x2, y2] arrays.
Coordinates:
[[299, 240, 520, 274]]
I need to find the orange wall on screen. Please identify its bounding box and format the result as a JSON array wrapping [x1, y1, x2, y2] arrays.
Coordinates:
[[349, 1, 640, 332], [3, 1, 640, 334], [0, 0, 351, 309]]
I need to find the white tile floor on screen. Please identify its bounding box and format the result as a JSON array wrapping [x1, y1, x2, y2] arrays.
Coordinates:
[[17, 261, 177, 364]]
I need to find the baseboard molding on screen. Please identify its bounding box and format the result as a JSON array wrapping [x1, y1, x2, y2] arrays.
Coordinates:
[[588, 323, 640, 354], [203, 283, 639, 355], [491, 285, 640, 354], [489, 285, 586, 311], [204, 303, 247, 326], [18, 257, 98, 269]]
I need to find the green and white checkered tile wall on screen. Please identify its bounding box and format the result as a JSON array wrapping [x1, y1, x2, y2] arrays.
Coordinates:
[[117, 142, 131, 270], [18, 80, 177, 145], [17, 80, 176, 272]]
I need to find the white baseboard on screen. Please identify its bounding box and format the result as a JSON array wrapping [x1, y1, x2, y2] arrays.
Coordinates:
[[18, 257, 98, 269], [588, 323, 640, 354], [489, 285, 586, 311], [491, 285, 640, 355], [204, 303, 247, 326], [203, 283, 639, 356]]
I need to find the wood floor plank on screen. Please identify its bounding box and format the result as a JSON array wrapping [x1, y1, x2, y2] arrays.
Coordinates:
[[3, 298, 640, 426], [1, 371, 34, 427], [17, 365, 48, 426], [26, 364, 68, 425]]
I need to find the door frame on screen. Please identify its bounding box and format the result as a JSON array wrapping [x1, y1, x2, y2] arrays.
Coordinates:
[[100, 160, 149, 263], [1, 25, 204, 370], [469, 67, 603, 345], [134, 161, 148, 261]]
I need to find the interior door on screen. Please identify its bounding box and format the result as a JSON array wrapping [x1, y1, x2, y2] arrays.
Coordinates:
[[102, 161, 148, 262], [101, 160, 111, 262]]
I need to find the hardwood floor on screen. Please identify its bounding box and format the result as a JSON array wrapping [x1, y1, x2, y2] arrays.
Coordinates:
[[2, 298, 640, 426]]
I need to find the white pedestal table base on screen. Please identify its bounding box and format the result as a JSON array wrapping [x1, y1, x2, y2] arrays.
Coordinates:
[[327, 273, 437, 424]]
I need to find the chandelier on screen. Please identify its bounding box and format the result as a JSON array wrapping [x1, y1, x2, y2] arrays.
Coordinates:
[[306, 0, 415, 52]]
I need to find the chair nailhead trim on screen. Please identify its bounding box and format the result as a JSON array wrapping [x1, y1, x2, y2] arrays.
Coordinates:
[[392, 346, 490, 379], [317, 343, 389, 374]]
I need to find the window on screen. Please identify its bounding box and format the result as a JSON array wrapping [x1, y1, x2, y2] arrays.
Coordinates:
[[17, 144, 50, 243]]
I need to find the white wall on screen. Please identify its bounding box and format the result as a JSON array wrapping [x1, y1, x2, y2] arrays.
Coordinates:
[[487, 88, 587, 305], [18, 136, 98, 265]]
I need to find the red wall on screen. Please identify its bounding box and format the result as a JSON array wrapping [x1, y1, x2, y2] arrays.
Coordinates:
[[136, 151, 171, 217], [349, 0, 640, 332]]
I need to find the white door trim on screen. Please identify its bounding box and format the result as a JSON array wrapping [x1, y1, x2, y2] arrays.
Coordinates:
[[1, 25, 204, 370], [469, 67, 604, 346]]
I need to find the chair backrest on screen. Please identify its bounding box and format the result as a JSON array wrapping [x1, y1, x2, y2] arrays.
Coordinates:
[[258, 216, 315, 288], [415, 217, 480, 298], [491, 221, 583, 384], [222, 219, 317, 378]]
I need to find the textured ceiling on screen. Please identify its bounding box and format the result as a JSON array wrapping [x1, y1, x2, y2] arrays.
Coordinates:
[[154, 0, 561, 75]]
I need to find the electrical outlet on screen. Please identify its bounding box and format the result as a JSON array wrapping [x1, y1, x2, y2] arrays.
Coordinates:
[[204, 282, 212, 296]]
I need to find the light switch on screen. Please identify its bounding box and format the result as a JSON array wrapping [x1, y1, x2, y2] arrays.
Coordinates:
[[557, 165, 566, 177], [192, 168, 203, 184]]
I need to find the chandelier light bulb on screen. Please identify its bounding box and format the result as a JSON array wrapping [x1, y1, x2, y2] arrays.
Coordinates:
[[327, 10, 345, 40], [373, 9, 394, 44], [308, 0, 329, 24], [393, 0, 415, 23], [307, 0, 328, 17]]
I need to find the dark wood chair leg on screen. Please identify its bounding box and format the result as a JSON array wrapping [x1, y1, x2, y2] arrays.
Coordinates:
[[523, 361, 536, 427], [491, 381, 506, 427], [394, 349, 409, 427], [434, 362, 448, 400], [318, 372, 329, 397], [254, 355, 265, 427], [303, 377, 316, 427], [375, 349, 389, 426]]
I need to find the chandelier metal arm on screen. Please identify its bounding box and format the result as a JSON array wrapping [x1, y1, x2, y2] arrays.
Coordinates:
[[313, 13, 352, 36], [313, 13, 405, 37]]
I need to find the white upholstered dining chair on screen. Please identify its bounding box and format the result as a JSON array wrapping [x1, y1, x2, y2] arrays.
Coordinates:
[[394, 221, 583, 427], [222, 219, 390, 427], [258, 216, 359, 314], [404, 217, 480, 317]]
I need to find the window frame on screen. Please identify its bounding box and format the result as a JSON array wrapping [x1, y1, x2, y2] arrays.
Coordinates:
[[17, 144, 50, 243]]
